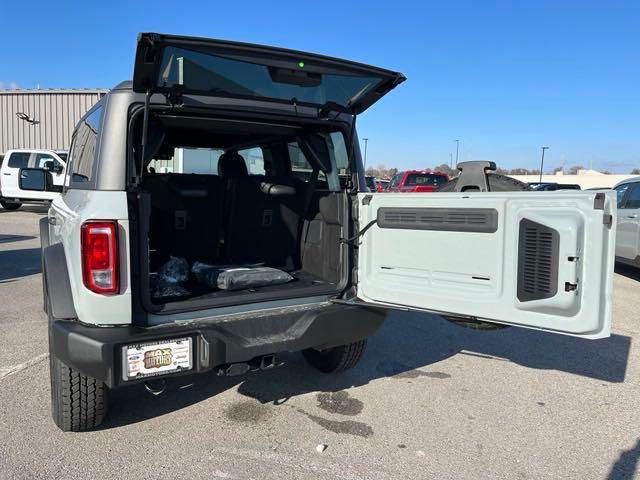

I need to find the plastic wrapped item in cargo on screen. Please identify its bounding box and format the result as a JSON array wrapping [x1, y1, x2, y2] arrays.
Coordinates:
[[151, 256, 191, 299], [191, 262, 293, 291], [157, 256, 189, 284]]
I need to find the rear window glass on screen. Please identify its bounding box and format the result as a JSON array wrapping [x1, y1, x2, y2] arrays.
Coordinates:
[[158, 46, 383, 109], [405, 173, 448, 187], [69, 106, 102, 184], [625, 184, 640, 209], [7, 152, 30, 169], [148, 147, 265, 176]]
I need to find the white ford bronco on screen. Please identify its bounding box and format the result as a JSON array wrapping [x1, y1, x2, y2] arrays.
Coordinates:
[[25, 33, 616, 431]]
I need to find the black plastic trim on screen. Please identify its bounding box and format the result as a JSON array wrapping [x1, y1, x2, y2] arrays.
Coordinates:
[[517, 219, 560, 302], [50, 303, 386, 388], [377, 207, 499, 233], [43, 243, 78, 319]]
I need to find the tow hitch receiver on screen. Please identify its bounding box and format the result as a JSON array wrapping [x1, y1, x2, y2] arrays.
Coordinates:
[[216, 354, 284, 377]]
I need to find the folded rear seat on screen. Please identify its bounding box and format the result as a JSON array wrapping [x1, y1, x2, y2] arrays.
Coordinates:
[[225, 175, 308, 270], [143, 174, 223, 266]]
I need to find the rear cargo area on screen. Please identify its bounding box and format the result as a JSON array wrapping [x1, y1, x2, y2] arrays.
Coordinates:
[[130, 112, 351, 310]]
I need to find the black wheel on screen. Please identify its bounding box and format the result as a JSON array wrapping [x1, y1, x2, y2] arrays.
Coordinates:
[[437, 173, 531, 192], [47, 298, 109, 431], [302, 340, 367, 373], [0, 199, 22, 210]]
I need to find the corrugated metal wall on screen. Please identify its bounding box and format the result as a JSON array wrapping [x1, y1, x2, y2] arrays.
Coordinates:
[[0, 89, 107, 154]]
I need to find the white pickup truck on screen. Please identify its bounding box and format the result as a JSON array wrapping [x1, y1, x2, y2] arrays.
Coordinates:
[[0, 149, 67, 210]]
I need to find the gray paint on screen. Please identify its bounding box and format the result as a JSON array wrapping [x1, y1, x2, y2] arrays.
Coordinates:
[[0, 89, 107, 154]]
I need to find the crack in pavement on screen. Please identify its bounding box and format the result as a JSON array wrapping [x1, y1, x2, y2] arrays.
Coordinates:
[[0, 353, 48, 380]]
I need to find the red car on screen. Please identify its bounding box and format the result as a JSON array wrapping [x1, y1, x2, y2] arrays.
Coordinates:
[[387, 170, 450, 192]]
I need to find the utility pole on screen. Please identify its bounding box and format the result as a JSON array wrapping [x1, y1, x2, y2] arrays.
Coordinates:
[[455, 140, 460, 166], [449, 153, 453, 169], [539, 146, 549, 183], [363, 138, 369, 170]]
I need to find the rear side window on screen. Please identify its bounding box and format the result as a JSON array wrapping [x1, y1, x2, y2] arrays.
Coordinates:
[[615, 184, 632, 208], [35, 153, 62, 169], [69, 106, 103, 184], [238, 147, 266, 175], [404, 173, 448, 187], [7, 152, 30, 169], [624, 183, 640, 209]]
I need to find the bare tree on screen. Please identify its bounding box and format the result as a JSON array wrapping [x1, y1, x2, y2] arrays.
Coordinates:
[[631, 168, 640, 175], [567, 165, 585, 175]]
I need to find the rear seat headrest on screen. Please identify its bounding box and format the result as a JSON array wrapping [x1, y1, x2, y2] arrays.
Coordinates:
[[218, 151, 248, 177], [259, 182, 296, 196]]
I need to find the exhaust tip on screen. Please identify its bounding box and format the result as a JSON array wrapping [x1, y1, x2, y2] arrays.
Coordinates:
[[144, 378, 167, 396]]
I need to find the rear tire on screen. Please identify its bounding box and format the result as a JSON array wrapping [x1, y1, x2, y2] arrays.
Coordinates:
[[50, 355, 109, 432], [437, 173, 531, 192], [302, 340, 367, 373], [48, 291, 108, 432], [0, 199, 22, 210]]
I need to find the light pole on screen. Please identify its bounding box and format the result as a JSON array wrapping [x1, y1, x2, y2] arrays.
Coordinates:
[[449, 153, 453, 169], [455, 140, 460, 166], [539, 146, 549, 183], [363, 138, 369, 170]]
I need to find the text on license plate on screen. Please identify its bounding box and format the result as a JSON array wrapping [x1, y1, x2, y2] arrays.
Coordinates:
[[123, 338, 192, 380]]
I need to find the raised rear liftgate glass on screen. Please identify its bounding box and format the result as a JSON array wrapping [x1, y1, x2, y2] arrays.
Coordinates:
[[158, 47, 385, 110], [133, 33, 405, 113]]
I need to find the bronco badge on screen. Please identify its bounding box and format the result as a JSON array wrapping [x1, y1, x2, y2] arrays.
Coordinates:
[[144, 348, 173, 369]]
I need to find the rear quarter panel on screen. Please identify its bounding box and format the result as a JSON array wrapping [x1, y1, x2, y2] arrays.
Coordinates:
[[51, 190, 131, 325]]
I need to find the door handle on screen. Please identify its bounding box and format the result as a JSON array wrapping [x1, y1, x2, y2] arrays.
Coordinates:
[[2, 173, 10, 176], [626, 215, 638, 219]]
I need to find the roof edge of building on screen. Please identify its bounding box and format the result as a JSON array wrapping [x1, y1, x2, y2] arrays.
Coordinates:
[[0, 89, 109, 94]]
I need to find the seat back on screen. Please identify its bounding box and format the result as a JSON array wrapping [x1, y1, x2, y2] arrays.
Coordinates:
[[143, 174, 223, 266]]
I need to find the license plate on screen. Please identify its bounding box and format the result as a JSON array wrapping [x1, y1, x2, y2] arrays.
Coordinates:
[[123, 338, 192, 380]]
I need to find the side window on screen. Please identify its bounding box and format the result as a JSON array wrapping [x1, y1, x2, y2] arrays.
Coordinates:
[[389, 174, 401, 188], [287, 142, 327, 183], [329, 132, 349, 172], [624, 184, 640, 209], [7, 152, 30, 169], [237, 147, 266, 175], [615, 184, 632, 208], [34, 153, 61, 169], [69, 106, 103, 185]]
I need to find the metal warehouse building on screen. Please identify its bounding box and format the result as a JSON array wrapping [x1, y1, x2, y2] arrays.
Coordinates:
[[0, 89, 107, 155]]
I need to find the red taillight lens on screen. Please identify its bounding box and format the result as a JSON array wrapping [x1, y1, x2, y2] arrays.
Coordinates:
[[81, 221, 119, 294]]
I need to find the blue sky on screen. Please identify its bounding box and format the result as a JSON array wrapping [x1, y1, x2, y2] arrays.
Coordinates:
[[1, 0, 638, 172]]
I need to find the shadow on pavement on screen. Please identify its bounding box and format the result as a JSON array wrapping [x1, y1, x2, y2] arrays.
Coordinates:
[[608, 437, 640, 480], [0, 247, 41, 281], [0, 234, 36, 244], [99, 311, 631, 429], [0, 205, 48, 215], [615, 264, 640, 282]]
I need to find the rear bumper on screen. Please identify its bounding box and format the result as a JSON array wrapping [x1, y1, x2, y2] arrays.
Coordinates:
[[50, 303, 386, 388]]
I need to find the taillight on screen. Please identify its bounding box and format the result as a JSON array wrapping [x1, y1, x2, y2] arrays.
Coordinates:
[[81, 221, 119, 294]]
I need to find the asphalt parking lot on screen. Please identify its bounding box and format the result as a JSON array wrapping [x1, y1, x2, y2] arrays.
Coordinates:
[[0, 205, 638, 480]]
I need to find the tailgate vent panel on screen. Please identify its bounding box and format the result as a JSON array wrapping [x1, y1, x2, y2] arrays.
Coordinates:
[[517, 219, 559, 302], [377, 207, 498, 233]]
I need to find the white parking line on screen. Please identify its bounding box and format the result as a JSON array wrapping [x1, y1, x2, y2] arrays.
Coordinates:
[[0, 353, 48, 380]]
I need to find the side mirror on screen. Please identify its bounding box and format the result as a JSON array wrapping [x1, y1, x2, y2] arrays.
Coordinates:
[[19, 168, 53, 192]]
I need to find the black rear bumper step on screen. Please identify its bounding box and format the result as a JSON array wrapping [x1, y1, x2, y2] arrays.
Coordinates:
[[50, 303, 386, 388]]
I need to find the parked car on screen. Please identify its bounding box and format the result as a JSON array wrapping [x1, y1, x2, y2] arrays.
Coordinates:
[[613, 177, 640, 267], [376, 178, 390, 191], [387, 170, 449, 192], [528, 182, 581, 191], [30, 32, 616, 432], [365, 175, 380, 192], [0, 149, 67, 210]]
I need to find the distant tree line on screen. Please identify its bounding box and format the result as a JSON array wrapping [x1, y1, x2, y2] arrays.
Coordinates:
[[365, 163, 640, 179]]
